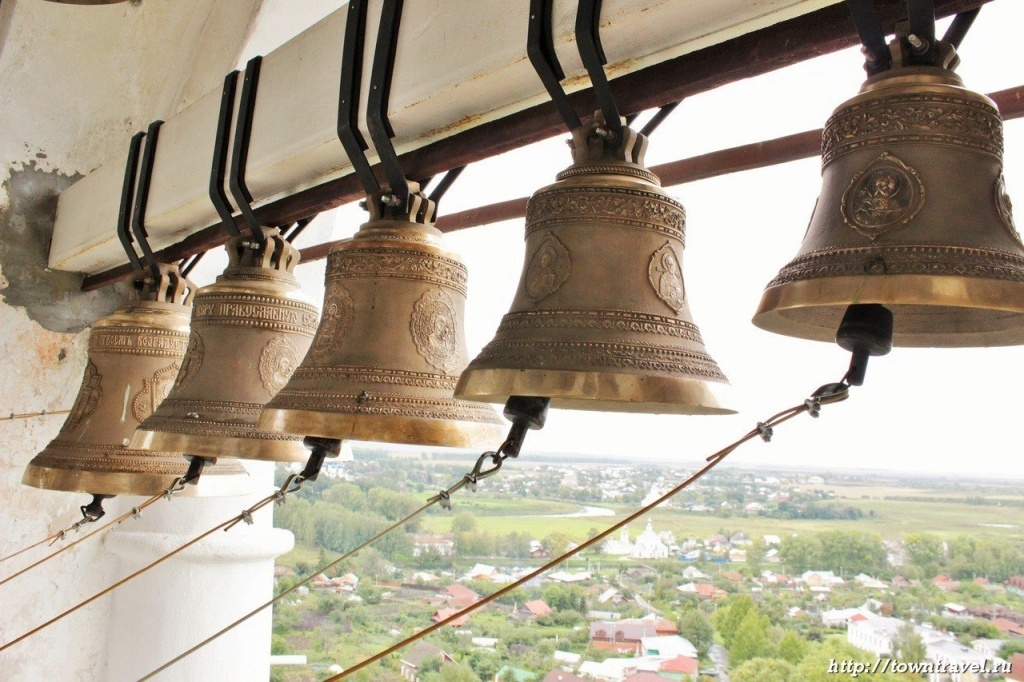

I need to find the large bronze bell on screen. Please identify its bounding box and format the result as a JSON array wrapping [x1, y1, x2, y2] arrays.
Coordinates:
[[259, 188, 505, 448], [131, 230, 316, 462], [754, 64, 1024, 347], [456, 115, 733, 414], [23, 267, 250, 497]]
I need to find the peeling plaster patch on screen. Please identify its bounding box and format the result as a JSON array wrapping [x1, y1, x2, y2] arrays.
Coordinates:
[[0, 163, 129, 333]]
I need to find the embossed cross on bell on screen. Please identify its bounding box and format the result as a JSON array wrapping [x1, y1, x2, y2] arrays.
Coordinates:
[[754, 43, 1024, 346], [456, 114, 733, 414], [23, 267, 250, 497]]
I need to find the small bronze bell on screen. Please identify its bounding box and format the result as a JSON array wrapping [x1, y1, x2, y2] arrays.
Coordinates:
[[23, 267, 250, 497], [259, 188, 505, 448], [754, 62, 1024, 347], [131, 231, 317, 462], [456, 115, 733, 414]]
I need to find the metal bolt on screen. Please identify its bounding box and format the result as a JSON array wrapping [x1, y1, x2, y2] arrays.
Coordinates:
[[186, 412, 200, 419], [593, 127, 614, 140], [907, 34, 928, 54]]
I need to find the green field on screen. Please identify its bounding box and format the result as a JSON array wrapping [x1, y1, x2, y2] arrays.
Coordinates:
[[416, 486, 1023, 543]]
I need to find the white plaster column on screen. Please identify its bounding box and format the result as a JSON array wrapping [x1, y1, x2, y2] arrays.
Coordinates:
[[103, 461, 293, 682]]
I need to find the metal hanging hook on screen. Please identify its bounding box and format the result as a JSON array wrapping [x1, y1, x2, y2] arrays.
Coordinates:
[[210, 70, 243, 238], [131, 120, 167, 284], [575, 0, 621, 134], [527, 0, 581, 132], [337, 0, 381, 198], [844, 0, 892, 75], [117, 131, 146, 273], [366, 0, 412, 212], [228, 56, 269, 248]]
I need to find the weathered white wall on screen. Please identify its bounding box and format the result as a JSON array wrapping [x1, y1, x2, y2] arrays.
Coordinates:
[[0, 2, 315, 680]]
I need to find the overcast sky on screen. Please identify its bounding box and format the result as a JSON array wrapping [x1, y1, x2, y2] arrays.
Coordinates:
[[195, 2, 1024, 479]]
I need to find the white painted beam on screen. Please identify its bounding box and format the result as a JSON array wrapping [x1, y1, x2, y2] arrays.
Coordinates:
[[50, 0, 838, 274]]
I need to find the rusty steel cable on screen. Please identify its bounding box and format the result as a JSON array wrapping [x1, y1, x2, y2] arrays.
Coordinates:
[[0, 490, 169, 578], [0, 472, 312, 655], [139, 434, 540, 680], [3, 409, 70, 421], [327, 381, 850, 680]]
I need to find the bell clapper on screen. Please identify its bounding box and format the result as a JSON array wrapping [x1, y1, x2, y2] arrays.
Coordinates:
[[835, 304, 894, 387], [498, 396, 551, 459], [75, 494, 115, 528]]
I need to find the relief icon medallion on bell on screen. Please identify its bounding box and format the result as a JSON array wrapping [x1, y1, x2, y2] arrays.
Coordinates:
[[456, 114, 733, 415]]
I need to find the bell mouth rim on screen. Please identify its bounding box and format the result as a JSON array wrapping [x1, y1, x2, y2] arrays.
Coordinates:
[[454, 368, 735, 415], [753, 274, 1024, 347], [130, 429, 310, 464], [21, 463, 252, 497], [258, 408, 506, 450]]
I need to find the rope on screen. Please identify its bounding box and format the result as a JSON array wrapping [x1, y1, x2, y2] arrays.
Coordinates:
[[139, 501, 435, 680], [0, 485, 292, 654], [0, 493, 163, 581], [138, 438, 536, 679], [3, 409, 70, 421], [328, 383, 849, 680]]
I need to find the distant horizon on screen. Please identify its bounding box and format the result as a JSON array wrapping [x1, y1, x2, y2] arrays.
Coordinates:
[[347, 441, 1024, 484]]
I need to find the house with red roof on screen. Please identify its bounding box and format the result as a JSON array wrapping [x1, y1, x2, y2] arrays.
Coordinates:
[[659, 654, 698, 680], [513, 599, 553, 621], [991, 617, 1024, 638], [1008, 653, 1024, 682], [438, 583, 479, 610], [430, 607, 470, 628]]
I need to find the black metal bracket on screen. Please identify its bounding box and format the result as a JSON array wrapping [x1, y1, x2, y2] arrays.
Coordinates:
[[228, 56, 268, 248], [905, 0, 936, 64], [338, 0, 381, 198], [638, 102, 680, 138], [117, 131, 146, 276], [210, 70, 242, 238], [527, 0, 581, 132], [131, 121, 167, 284], [844, 0, 892, 75], [427, 166, 465, 204], [943, 8, 979, 50], [576, 0, 621, 135], [366, 0, 412, 212]]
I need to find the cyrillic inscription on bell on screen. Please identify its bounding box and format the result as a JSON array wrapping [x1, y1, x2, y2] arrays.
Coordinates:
[[23, 268, 249, 497], [130, 230, 316, 462], [456, 114, 733, 415], [259, 189, 505, 449], [754, 66, 1024, 347]]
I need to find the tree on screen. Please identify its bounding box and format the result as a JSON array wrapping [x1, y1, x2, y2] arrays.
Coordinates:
[[729, 610, 774, 665], [780, 534, 818, 574], [678, 609, 714, 657], [892, 623, 926, 664], [778, 630, 807, 665], [731, 657, 794, 682], [422, 662, 478, 682], [451, 511, 477, 533], [904, 533, 944, 577], [715, 595, 755, 647], [796, 638, 905, 682]]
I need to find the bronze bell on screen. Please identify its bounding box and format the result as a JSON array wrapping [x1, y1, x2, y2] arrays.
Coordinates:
[[754, 64, 1024, 347], [130, 230, 317, 462], [456, 115, 733, 414], [259, 187, 505, 448], [23, 267, 250, 497]]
